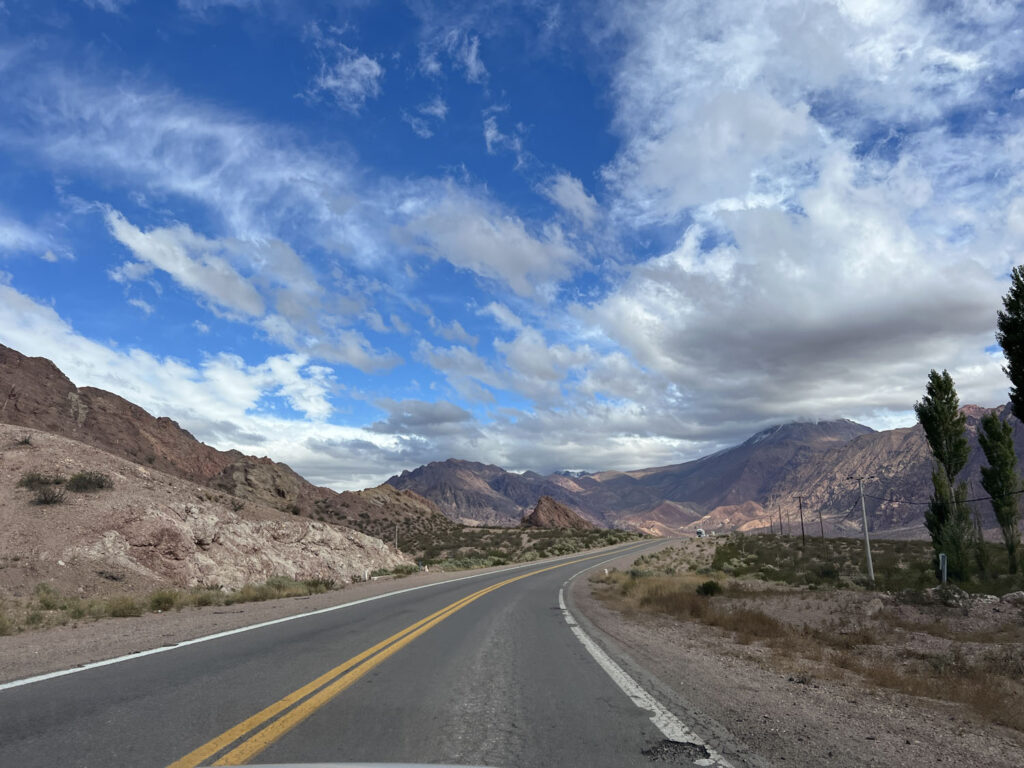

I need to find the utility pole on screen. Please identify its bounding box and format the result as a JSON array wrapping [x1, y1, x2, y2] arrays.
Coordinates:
[[849, 476, 876, 585], [394, 523, 399, 550], [777, 501, 784, 536], [795, 495, 807, 546], [817, 504, 825, 541]]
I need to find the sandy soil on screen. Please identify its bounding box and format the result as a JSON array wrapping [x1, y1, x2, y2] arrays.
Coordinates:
[[571, 543, 1024, 768]]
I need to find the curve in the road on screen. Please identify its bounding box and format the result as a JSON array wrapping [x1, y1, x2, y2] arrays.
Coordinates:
[[171, 543, 652, 767]]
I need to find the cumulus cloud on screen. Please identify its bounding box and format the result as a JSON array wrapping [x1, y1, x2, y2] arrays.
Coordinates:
[[106, 210, 266, 317], [0, 214, 50, 255], [370, 398, 477, 437], [403, 182, 580, 296], [541, 173, 600, 227], [105, 209, 398, 372]]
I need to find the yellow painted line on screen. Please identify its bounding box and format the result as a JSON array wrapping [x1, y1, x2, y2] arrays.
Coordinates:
[[168, 541, 650, 768]]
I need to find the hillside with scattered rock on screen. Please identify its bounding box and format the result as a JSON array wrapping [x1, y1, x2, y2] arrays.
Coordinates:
[[0, 343, 455, 546], [0, 424, 410, 601], [522, 496, 598, 530]]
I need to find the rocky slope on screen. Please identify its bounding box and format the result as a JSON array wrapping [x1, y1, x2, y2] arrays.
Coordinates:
[[521, 496, 598, 530], [0, 424, 409, 599], [0, 343, 455, 546]]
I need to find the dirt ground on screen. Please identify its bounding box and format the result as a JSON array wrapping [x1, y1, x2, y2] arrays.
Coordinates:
[[571, 539, 1024, 768]]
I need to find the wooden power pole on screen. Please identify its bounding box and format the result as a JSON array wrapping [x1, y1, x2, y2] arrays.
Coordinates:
[[795, 495, 807, 545]]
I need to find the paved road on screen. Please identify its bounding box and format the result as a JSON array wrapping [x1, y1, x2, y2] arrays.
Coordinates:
[[0, 540, 738, 768]]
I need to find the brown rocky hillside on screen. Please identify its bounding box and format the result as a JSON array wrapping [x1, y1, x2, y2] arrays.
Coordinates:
[[0, 343, 455, 547], [0, 424, 409, 600], [522, 496, 598, 530]]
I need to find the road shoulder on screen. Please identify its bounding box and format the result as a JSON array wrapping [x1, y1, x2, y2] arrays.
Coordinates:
[[569, 567, 1024, 768]]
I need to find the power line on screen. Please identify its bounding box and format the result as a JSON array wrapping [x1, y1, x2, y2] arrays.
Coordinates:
[[863, 488, 1024, 505]]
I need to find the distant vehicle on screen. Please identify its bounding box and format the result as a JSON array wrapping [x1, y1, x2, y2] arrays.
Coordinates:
[[695, 528, 706, 538]]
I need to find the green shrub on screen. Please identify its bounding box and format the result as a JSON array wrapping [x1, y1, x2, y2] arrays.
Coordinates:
[[696, 579, 722, 596], [18, 471, 64, 490], [107, 596, 142, 617], [67, 471, 113, 492], [301, 578, 337, 592], [149, 590, 180, 611], [33, 486, 66, 505], [0, 608, 12, 635], [35, 583, 61, 610], [16, 435, 31, 446]]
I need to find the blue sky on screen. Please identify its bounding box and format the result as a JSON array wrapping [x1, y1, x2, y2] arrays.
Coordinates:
[[1, 0, 1023, 490]]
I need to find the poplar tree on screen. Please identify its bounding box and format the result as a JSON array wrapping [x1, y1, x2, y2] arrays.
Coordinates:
[[978, 412, 1021, 574], [914, 370, 973, 578], [997, 265, 1024, 421]]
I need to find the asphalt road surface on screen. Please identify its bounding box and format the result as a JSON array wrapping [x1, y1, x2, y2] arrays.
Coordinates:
[[0, 540, 741, 768]]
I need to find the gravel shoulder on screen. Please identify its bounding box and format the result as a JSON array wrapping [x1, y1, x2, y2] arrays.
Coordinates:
[[570, 557, 1024, 768]]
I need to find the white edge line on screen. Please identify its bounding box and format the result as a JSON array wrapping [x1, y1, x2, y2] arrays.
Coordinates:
[[559, 558, 735, 768], [0, 543, 640, 693]]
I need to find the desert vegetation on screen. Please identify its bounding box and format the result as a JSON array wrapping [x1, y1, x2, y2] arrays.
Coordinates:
[[16, 468, 114, 504], [405, 525, 642, 569], [595, 540, 1024, 734], [0, 576, 344, 634]]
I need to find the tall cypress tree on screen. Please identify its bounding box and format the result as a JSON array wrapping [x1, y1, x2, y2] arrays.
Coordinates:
[[978, 412, 1021, 574], [997, 265, 1024, 421], [914, 370, 972, 578]]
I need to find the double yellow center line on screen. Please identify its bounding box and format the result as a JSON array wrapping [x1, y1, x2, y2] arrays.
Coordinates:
[[168, 542, 649, 767]]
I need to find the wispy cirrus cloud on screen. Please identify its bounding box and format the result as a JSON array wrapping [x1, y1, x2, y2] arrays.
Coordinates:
[[305, 24, 384, 114]]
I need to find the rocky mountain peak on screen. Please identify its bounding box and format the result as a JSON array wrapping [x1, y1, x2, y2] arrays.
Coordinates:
[[522, 496, 598, 530]]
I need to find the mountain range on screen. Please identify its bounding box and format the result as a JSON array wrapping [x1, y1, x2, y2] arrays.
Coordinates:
[[5, 341, 1020, 540], [388, 409, 1024, 537]]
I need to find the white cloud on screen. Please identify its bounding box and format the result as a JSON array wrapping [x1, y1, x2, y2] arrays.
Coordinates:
[[430, 316, 477, 346], [193, 320, 210, 334], [106, 209, 266, 317], [586, 150, 1010, 425], [541, 173, 600, 228], [444, 30, 487, 83], [401, 97, 448, 139], [128, 298, 154, 315], [419, 96, 448, 120], [0, 283, 412, 487], [482, 114, 524, 165], [479, 302, 524, 332], [309, 45, 384, 114], [389, 313, 412, 335], [105, 209, 398, 372], [403, 182, 580, 297], [1, 70, 358, 247], [81, 0, 133, 11], [369, 398, 477, 437], [402, 112, 434, 139], [0, 214, 49, 255]]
